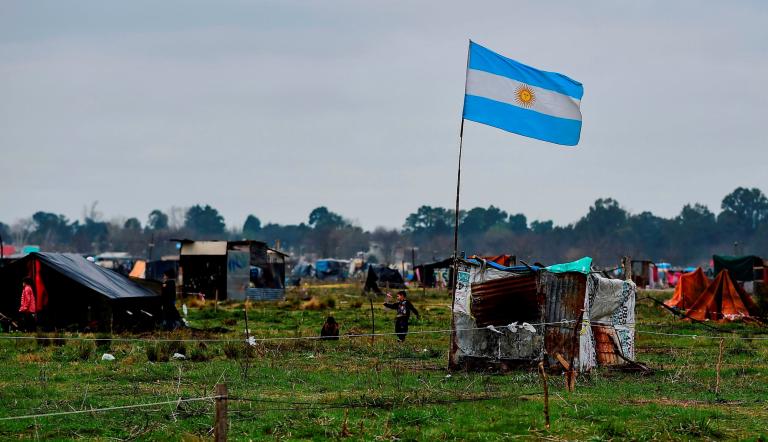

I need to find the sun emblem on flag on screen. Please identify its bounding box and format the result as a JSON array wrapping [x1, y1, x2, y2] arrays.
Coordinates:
[[515, 84, 536, 108]]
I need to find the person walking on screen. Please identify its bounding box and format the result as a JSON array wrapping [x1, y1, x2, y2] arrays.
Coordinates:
[[383, 290, 420, 342], [19, 277, 37, 332]]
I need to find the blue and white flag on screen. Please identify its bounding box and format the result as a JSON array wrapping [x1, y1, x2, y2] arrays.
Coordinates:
[[463, 41, 583, 146]]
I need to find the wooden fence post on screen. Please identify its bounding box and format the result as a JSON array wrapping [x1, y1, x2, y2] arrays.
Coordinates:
[[715, 338, 725, 396], [215, 383, 228, 442], [369, 298, 375, 345], [538, 361, 550, 430]]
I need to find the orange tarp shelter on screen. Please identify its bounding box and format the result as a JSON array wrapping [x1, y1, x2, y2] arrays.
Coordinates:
[[687, 270, 760, 321], [665, 267, 709, 310]]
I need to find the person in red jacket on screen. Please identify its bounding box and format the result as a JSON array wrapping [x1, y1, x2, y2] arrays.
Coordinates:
[[19, 277, 37, 331]]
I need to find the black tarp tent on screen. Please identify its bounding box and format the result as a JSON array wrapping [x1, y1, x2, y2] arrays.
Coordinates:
[[364, 265, 405, 294], [0, 252, 171, 331], [713, 255, 763, 281], [414, 258, 454, 288]]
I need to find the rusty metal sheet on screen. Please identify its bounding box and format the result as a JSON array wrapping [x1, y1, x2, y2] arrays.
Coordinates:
[[593, 326, 621, 366], [540, 272, 587, 365], [471, 273, 542, 327]]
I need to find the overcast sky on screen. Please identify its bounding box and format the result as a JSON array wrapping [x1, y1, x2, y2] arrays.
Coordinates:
[[1, 1, 766, 231]]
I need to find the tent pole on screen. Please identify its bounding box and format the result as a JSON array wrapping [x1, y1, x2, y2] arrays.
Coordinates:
[[448, 120, 464, 370], [449, 41, 470, 371]]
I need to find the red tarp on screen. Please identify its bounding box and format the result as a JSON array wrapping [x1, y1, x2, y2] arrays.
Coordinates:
[[665, 267, 709, 310], [687, 270, 760, 321], [475, 255, 514, 267]]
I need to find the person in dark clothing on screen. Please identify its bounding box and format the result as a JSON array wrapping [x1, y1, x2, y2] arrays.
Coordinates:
[[320, 316, 340, 340], [383, 290, 420, 342], [161, 269, 179, 329]]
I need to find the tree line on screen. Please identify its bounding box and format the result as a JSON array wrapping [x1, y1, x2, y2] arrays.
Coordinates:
[[1, 187, 767, 266]]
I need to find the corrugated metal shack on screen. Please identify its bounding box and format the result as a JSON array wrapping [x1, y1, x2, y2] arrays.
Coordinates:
[[449, 258, 636, 372], [177, 240, 289, 302]]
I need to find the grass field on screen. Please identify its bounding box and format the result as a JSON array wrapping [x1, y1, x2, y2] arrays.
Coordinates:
[[1, 285, 767, 441]]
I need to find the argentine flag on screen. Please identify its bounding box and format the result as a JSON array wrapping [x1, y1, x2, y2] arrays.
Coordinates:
[[463, 41, 583, 146]]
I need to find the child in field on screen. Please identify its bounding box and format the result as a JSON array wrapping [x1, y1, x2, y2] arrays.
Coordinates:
[[383, 290, 420, 342], [320, 316, 340, 340]]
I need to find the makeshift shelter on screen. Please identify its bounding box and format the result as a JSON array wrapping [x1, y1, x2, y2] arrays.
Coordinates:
[[664, 267, 710, 310], [414, 258, 454, 288], [686, 270, 760, 321], [0, 252, 168, 331], [177, 240, 288, 302], [288, 262, 314, 286], [450, 257, 636, 372], [129, 259, 179, 282], [713, 255, 763, 282], [363, 265, 406, 294], [631, 260, 658, 288], [313, 259, 349, 281]]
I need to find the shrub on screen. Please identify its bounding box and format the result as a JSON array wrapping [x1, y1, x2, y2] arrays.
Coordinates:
[[190, 343, 211, 362], [146, 343, 170, 362], [301, 297, 329, 310], [35, 332, 52, 348], [95, 333, 112, 352], [76, 341, 95, 361], [223, 342, 241, 359], [166, 340, 187, 356]]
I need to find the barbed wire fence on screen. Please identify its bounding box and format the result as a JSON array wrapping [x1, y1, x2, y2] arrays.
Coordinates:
[[1, 305, 767, 439]]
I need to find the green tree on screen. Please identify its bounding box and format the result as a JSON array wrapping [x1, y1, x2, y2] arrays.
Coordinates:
[[403, 205, 455, 236], [147, 209, 169, 230], [530, 220, 553, 234], [507, 213, 528, 233], [185, 205, 226, 237], [0, 221, 11, 244], [123, 217, 142, 231], [672, 203, 718, 263], [461, 206, 508, 235], [719, 187, 768, 233], [243, 215, 262, 238], [575, 198, 628, 237], [308, 207, 348, 229], [72, 218, 110, 253], [29, 212, 73, 248]]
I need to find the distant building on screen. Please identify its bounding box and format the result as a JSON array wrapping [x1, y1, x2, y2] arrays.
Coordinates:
[[176, 240, 288, 302]]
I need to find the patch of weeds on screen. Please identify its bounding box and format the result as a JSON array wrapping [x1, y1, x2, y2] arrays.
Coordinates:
[[223, 342, 241, 359], [302, 297, 328, 310], [54, 341, 95, 362], [675, 416, 723, 439], [51, 332, 67, 347], [35, 332, 52, 348], [196, 308, 221, 320], [190, 342, 211, 362], [599, 420, 628, 438], [166, 340, 187, 356], [95, 332, 112, 352], [726, 340, 756, 357], [146, 343, 169, 362]]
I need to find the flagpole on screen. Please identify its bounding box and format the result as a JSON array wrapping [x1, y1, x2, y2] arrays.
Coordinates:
[[449, 41, 470, 370]]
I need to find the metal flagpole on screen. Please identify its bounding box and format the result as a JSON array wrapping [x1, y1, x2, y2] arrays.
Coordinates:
[[449, 41, 471, 370]]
